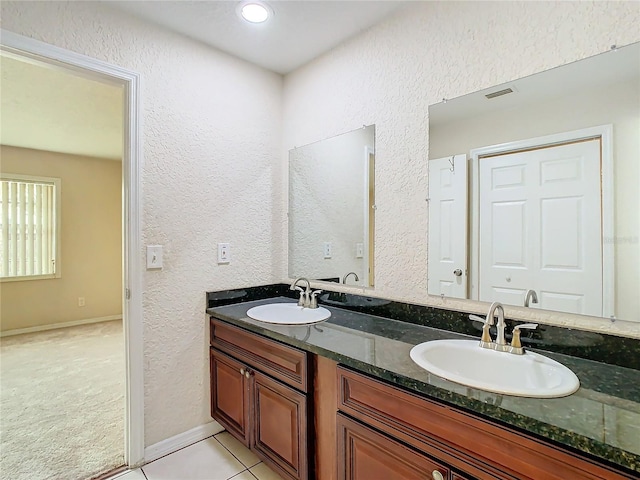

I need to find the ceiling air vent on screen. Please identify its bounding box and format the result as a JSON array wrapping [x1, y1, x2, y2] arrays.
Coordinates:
[[485, 88, 514, 99]]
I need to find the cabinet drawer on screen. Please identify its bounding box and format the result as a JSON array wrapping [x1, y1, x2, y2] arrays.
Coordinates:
[[337, 413, 449, 480], [211, 318, 309, 392], [337, 367, 632, 480]]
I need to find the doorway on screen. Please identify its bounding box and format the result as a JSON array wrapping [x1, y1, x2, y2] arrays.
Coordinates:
[[0, 29, 144, 473]]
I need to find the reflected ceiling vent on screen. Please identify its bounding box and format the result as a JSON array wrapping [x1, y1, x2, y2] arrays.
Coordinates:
[[485, 87, 515, 99]]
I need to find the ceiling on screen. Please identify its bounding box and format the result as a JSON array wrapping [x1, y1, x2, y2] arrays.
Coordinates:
[[0, 54, 124, 160], [107, 1, 408, 74]]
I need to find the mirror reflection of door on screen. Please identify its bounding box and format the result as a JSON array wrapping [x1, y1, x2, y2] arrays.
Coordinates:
[[427, 154, 468, 298], [477, 137, 603, 316], [428, 42, 638, 322]]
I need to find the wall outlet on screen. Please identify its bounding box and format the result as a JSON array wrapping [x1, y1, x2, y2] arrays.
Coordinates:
[[323, 242, 332, 259], [218, 243, 230, 264], [146, 245, 163, 269], [356, 242, 364, 258], [78, 297, 85, 307]]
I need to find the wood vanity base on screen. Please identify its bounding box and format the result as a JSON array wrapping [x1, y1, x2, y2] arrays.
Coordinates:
[[209, 317, 636, 480], [335, 365, 635, 480]]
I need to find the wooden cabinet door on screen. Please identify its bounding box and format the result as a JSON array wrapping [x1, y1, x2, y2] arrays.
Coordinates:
[[252, 370, 308, 480], [338, 413, 450, 480], [210, 348, 250, 446]]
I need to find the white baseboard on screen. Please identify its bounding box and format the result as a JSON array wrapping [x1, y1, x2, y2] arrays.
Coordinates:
[[0, 315, 122, 337], [144, 421, 225, 463]]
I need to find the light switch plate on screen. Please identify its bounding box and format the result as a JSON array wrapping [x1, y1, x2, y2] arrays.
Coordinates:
[[356, 243, 364, 258], [146, 245, 163, 269], [218, 243, 230, 264]]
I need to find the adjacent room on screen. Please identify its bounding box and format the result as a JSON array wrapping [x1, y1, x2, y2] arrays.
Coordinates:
[[0, 54, 125, 479]]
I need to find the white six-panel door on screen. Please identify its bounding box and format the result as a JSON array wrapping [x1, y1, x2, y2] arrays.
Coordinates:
[[478, 139, 602, 316], [428, 154, 468, 298]]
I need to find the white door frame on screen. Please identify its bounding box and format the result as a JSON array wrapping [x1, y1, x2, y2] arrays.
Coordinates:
[[0, 29, 145, 466], [469, 125, 614, 318], [363, 146, 373, 287]]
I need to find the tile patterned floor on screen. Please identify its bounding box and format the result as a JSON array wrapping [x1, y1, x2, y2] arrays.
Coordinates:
[[108, 432, 284, 480]]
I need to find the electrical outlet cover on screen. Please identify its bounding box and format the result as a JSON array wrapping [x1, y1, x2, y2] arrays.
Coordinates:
[[323, 242, 332, 259]]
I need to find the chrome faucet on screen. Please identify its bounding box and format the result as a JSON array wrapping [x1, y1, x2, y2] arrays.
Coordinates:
[[469, 301, 538, 355], [524, 289, 538, 308], [342, 271, 359, 284], [290, 278, 311, 307], [290, 278, 322, 309], [487, 302, 508, 351]]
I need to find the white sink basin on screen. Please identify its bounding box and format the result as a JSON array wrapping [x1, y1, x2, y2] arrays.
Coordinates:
[[247, 303, 331, 325], [410, 339, 580, 398]]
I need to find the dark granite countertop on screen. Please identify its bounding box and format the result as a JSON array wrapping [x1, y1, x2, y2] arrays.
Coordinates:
[[207, 294, 640, 475]]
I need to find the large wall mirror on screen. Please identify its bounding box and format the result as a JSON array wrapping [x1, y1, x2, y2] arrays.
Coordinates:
[[428, 42, 639, 323], [289, 125, 375, 287]]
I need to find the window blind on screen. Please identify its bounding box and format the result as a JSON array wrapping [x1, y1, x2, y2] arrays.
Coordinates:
[[1, 178, 57, 278]]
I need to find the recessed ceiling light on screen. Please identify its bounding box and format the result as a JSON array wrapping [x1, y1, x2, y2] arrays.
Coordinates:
[[239, 2, 271, 23]]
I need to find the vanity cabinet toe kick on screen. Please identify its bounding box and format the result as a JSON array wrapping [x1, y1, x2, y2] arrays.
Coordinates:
[[209, 316, 636, 480]]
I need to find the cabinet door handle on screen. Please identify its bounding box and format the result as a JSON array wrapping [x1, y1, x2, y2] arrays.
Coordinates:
[[240, 368, 245, 376], [245, 369, 251, 379], [431, 471, 444, 480]]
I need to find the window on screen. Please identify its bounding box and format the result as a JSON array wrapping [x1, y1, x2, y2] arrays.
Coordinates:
[[0, 174, 61, 281]]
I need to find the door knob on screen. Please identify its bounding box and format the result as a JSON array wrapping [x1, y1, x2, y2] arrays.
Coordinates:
[[453, 269, 462, 277]]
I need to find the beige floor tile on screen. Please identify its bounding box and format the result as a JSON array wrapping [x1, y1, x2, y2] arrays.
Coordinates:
[[216, 432, 260, 468], [229, 471, 257, 480], [143, 437, 244, 480], [110, 469, 147, 480], [249, 462, 286, 480]]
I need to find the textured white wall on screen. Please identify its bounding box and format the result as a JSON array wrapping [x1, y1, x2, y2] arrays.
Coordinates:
[[0, 1, 283, 445], [283, 1, 640, 337]]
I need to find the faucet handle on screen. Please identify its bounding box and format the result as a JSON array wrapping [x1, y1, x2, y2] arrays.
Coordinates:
[[309, 290, 323, 309], [468, 314, 488, 324], [509, 323, 538, 354], [297, 289, 306, 307], [514, 323, 538, 331], [469, 314, 493, 347]]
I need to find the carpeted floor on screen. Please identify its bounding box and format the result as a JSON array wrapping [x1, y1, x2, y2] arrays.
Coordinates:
[[0, 320, 125, 480]]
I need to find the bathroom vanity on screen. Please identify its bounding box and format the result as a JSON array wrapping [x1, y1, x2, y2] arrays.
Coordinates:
[[210, 318, 311, 480], [206, 287, 640, 480]]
